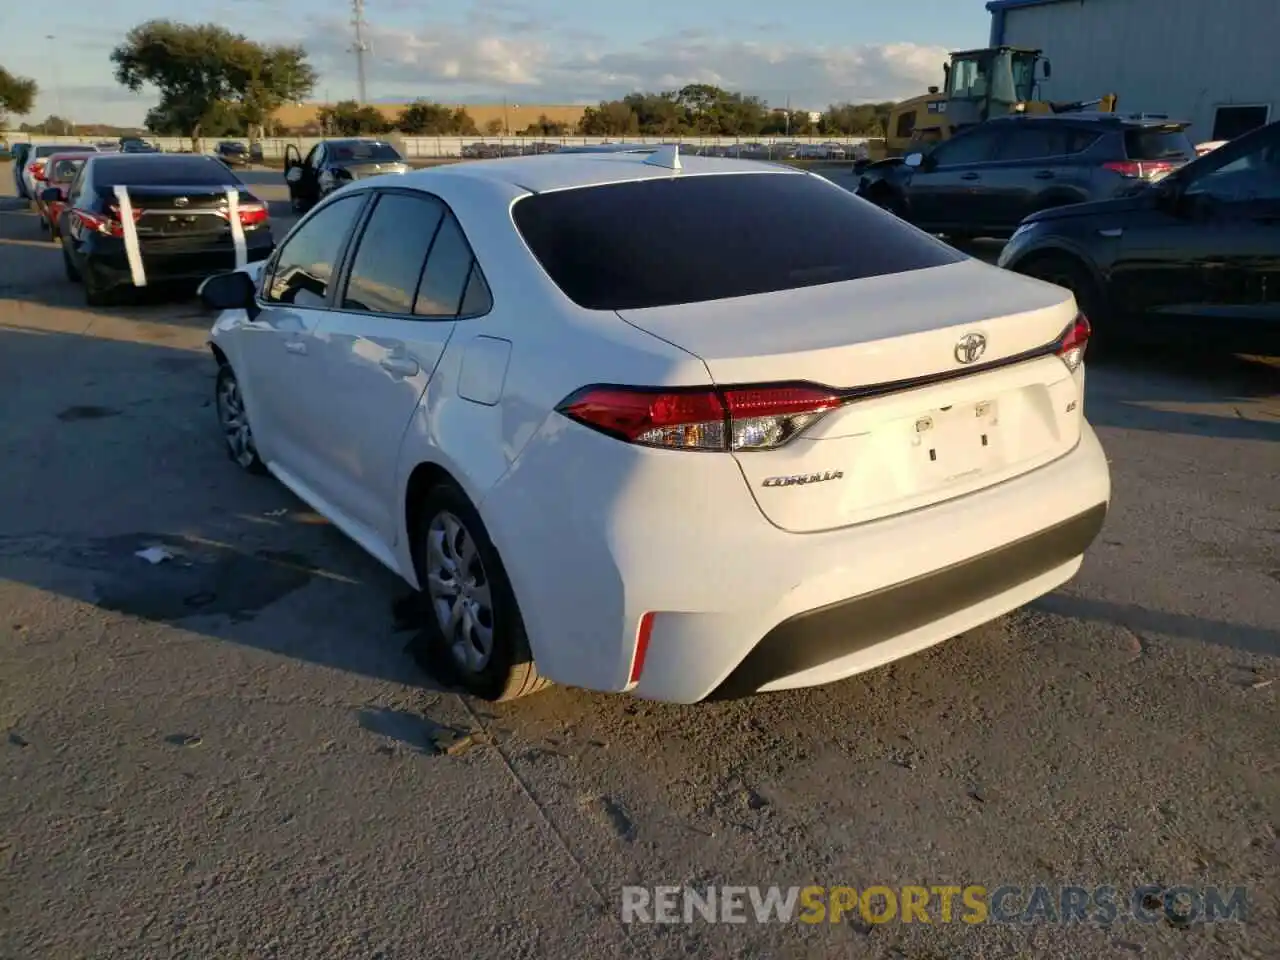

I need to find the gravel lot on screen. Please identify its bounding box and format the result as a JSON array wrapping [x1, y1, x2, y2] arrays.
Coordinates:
[[1, 163, 1277, 960]]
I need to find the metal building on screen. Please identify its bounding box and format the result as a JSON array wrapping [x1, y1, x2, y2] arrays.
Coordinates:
[[986, 0, 1278, 142]]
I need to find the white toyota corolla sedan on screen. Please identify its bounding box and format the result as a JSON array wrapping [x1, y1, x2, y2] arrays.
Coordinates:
[[201, 145, 1111, 704]]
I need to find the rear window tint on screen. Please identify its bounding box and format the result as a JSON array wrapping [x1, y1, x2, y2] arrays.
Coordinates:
[[92, 156, 239, 187], [329, 141, 402, 162], [1125, 127, 1195, 160], [512, 172, 962, 310]]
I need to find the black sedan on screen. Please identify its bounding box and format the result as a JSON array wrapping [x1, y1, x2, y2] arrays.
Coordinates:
[[55, 153, 275, 306], [998, 119, 1280, 355], [282, 138, 410, 212]]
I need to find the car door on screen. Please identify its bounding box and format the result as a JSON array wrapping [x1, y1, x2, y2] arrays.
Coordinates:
[[238, 192, 368, 483], [981, 125, 1088, 232], [1109, 124, 1280, 334], [309, 190, 484, 545], [904, 127, 1001, 232]]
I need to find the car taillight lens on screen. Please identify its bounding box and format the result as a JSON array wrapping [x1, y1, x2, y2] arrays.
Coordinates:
[[1103, 160, 1176, 180], [555, 384, 843, 451], [1056, 313, 1091, 373], [28, 161, 47, 181], [77, 205, 143, 238], [235, 202, 270, 227]]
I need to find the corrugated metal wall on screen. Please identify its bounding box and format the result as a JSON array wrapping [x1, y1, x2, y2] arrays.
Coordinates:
[[1002, 0, 1278, 140]]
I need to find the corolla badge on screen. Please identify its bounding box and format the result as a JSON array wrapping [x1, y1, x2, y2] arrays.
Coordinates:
[[762, 471, 844, 488], [954, 332, 987, 365]]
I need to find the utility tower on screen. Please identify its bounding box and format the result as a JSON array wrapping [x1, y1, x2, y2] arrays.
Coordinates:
[[351, 0, 370, 104]]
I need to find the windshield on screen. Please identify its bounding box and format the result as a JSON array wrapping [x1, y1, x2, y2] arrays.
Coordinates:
[[947, 56, 988, 100], [329, 141, 402, 163], [1010, 53, 1037, 102], [91, 155, 240, 187]]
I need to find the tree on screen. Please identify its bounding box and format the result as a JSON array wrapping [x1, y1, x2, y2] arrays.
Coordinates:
[[111, 20, 316, 151], [0, 66, 38, 127], [396, 100, 478, 135], [519, 114, 569, 137], [317, 100, 388, 136], [483, 118, 505, 136]]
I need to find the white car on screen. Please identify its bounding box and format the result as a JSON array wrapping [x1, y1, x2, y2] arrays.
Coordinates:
[[23, 142, 97, 200], [201, 146, 1111, 704]]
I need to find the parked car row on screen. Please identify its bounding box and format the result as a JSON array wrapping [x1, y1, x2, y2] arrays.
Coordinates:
[[32, 152, 274, 306]]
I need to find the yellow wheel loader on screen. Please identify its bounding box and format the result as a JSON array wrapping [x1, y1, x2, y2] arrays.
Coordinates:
[[855, 46, 1118, 170]]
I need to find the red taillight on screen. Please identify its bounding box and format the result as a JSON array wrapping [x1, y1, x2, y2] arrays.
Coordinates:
[[1056, 313, 1091, 372], [556, 383, 843, 451], [28, 160, 47, 181], [1103, 160, 1175, 180], [234, 202, 269, 227], [629, 613, 654, 684], [76, 205, 143, 238]]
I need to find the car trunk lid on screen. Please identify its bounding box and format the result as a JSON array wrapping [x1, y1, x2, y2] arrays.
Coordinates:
[[616, 259, 1086, 533], [99, 184, 259, 239]]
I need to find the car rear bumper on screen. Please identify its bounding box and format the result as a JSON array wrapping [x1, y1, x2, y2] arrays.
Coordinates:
[[484, 416, 1111, 703], [83, 233, 275, 289]]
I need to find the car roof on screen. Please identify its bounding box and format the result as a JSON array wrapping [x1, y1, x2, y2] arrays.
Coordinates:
[[401, 150, 800, 194], [988, 112, 1191, 129]]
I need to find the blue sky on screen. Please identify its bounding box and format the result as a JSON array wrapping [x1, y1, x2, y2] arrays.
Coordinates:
[[3, 0, 994, 125]]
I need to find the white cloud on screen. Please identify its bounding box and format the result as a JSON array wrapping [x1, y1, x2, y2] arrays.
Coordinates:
[[304, 17, 950, 110], [14, 9, 951, 126]]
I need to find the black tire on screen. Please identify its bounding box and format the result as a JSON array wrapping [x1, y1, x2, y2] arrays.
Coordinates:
[[62, 245, 80, 283], [1018, 253, 1112, 352], [409, 482, 549, 701], [83, 271, 116, 307], [214, 364, 267, 474]]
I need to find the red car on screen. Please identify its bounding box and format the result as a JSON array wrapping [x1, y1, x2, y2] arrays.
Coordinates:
[[34, 152, 94, 240]]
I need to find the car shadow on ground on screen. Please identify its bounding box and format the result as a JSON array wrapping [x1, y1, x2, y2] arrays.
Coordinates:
[[0, 323, 449, 694], [1, 322, 1275, 701], [1086, 345, 1279, 442]]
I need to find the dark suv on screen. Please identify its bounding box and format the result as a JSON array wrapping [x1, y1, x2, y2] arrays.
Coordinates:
[[855, 113, 1197, 240]]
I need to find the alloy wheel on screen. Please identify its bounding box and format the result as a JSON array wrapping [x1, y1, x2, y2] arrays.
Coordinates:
[[424, 511, 496, 674], [216, 373, 257, 468]]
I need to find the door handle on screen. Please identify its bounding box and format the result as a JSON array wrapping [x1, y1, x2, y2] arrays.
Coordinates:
[[1034, 170, 1055, 179], [960, 172, 981, 181], [380, 356, 420, 377], [284, 340, 307, 355]]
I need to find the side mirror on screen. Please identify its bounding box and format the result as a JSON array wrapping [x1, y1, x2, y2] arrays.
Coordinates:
[[904, 152, 924, 168], [199, 271, 259, 318], [41, 187, 63, 203]]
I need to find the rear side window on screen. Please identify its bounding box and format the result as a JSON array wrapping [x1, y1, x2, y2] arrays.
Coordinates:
[[414, 214, 488, 317], [92, 156, 239, 187], [342, 193, 445, 315], [1125, 127, 1195, 160], [512, 172, 962, 311]]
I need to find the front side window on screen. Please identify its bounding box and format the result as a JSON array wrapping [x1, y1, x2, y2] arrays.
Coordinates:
[[1185, 131, 1280, 203], [930, 129, 999, 166], [266, 194, 364, 307], [341, 193, 445, 315]]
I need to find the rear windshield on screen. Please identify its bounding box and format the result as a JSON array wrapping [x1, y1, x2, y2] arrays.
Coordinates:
[[512, 172, 963, 310], [49, 158, 86, 182], [1125, 127, 1195, 160], [35, 144, 96, 158], [330, 141, 402, 162], [91, 155, 240, 187]]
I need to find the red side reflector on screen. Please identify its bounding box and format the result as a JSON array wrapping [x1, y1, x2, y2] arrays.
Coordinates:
[[630, 613, 655, 684]]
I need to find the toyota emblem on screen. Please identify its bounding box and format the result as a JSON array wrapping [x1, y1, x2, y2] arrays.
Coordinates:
[[954, 332, 987, 365], [173, 196, 189, 208]]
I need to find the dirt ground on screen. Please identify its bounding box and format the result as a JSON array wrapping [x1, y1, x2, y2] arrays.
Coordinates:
[[0, 163, 1277, 959]]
